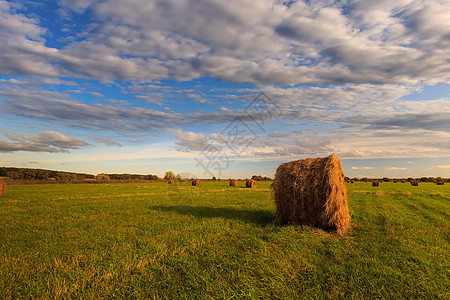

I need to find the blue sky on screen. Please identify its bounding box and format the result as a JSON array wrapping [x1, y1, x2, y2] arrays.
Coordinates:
[[0, 0, 449, 179]]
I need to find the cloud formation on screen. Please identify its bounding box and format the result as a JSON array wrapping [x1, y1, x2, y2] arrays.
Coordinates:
[[1, 0, 449, 85], [0, 131, 91, 153], [170, 129, 210, 152], [92, 136, 122, 147]]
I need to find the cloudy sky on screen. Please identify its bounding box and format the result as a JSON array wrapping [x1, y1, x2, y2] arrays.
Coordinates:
[[1, 0, 449, 179]]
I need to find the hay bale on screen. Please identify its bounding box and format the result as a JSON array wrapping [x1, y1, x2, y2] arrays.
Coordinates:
[[372, 180, 380, 187], [229, 179, 238, 187], [192, 179, 201, 186], [0, 178, 5, 197], [350, 180, 355, 183], [168, 179, 174, 184], [401, 180, 406, 183], [410, 181, 418, 186], [246, 179, 256, 188], [437, 181, 444, 185], [272, 154, 350, 235]]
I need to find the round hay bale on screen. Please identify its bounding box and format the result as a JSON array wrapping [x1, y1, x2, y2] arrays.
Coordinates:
[[436, 181, 444, 185], [272, 154, 350, 235], [410, 181, 419, 186], [0, 178, 5, 197], [372, 180, 380, 187], [229, 179, 238, 187], [192, 179, 201, 186], [246, 179, 256, 188], [350, 180, 355, 183], [168, 179, 174, 184]]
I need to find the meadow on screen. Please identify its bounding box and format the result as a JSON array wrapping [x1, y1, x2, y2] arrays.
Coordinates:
[[0, 181, 448, 299]]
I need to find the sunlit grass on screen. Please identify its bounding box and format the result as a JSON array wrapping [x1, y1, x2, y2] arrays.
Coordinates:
[[0, 181, 449, 298]]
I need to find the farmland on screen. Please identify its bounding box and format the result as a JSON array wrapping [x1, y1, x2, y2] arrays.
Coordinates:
[[0, 181, 449, 299]]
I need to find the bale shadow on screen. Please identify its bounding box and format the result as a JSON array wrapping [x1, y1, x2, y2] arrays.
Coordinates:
[[150, 205, 274, 227]]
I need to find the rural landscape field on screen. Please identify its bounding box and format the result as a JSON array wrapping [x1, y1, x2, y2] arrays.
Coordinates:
[[1, 0, 450, 298], [1, 181, 448, 299]]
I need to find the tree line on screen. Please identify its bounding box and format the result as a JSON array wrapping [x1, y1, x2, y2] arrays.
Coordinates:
[[0, 167, 159, 182]]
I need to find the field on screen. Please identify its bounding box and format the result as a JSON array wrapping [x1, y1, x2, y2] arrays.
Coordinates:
[[0, 181, 449, 299]]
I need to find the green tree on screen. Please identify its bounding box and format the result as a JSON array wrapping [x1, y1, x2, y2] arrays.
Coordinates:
[[121, 173, 131, 180], [145, 174, 159, 180], [95, 173, 110, 181], [164, 171, 176, 181]]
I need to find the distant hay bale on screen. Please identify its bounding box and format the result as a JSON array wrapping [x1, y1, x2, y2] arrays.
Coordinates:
[[168, 180, 174, 184], [350, 180, 355, 183], [401, 180, 406, 183], [229, 179, 238, 187], [372, 180, 380, 187], [0, 178, 5, 197], [246, 179, 256, 188], [192, 179, 201, 186], [272, 154, 350, 235], [394, 180, 398, 183], [410, 181, 419, 186], [437, 181, 444, 185]]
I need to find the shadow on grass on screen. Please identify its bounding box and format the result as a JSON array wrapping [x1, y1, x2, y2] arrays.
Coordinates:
[[150, 205, 274, 226]]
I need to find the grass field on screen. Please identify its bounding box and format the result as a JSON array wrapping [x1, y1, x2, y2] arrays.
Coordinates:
[[0, 181, 449, 299]]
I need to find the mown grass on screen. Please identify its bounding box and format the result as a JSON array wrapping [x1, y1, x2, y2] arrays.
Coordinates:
[[0, 181, 448, 299]]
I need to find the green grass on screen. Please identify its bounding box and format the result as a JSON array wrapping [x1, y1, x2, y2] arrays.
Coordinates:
[[0, 181, 449, 299]]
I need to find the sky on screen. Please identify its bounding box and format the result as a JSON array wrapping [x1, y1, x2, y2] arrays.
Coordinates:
[[0, 0, 449, 179]]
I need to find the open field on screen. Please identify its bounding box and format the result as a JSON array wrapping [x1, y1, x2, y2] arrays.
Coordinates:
[[0, 181, 449, 299]]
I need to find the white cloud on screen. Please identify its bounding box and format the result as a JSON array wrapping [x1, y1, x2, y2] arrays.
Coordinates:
[[436, 165, 450, 169], [169, 129, 210, 152], [352, 167, 375, 170], [385, 167, 408, 170], [92, 136, 122, 147], [1, 0, 450, 84], [0, 131, 91, 153]]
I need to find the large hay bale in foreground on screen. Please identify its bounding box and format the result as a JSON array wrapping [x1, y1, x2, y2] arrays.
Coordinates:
[[372, 180, 380, 187], [246, 179, 256, 188], [272, 154, 350, 235], [229, 179, 238, 187], [0, 178, 5, 197], [192, 179, 201, 186]]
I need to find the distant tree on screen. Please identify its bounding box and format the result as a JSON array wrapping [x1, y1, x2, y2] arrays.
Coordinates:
[[176, 174, 182, 181], [95, 173, 110, 181], [121, 173, 131, 180], [212, 176, 217, 181], [164, 171, 176, 181], [382, 177, 390, 182]]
